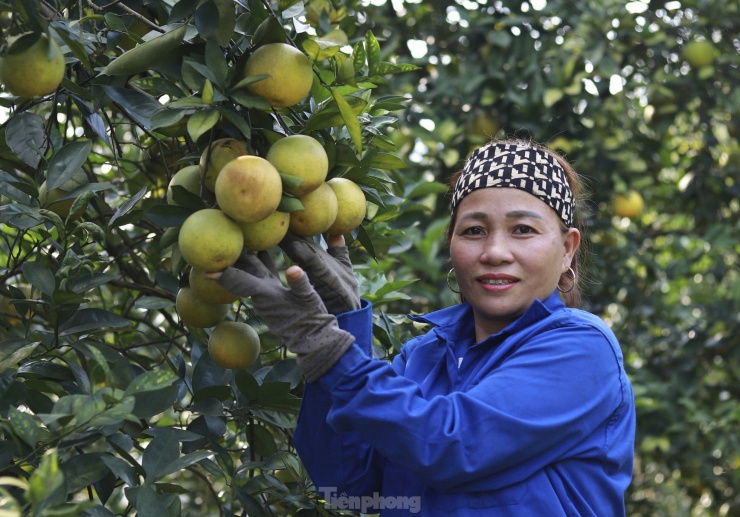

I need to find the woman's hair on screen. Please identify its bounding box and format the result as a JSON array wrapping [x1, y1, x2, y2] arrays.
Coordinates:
[[445, 138, 589, 307]]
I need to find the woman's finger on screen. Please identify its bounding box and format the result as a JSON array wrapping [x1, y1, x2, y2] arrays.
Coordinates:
[[326, 234, 345, 248]]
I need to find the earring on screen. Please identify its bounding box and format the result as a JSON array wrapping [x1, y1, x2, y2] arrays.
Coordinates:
[[557, 267, 576, 294], [447, 268, 461, 294]]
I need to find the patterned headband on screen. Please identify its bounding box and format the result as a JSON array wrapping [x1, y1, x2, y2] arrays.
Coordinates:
[[451, 142, 574, 227]]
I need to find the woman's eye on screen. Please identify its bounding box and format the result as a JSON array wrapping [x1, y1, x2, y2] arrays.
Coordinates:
[[514, 225, 535, 234], [462, 226, 484, 235]]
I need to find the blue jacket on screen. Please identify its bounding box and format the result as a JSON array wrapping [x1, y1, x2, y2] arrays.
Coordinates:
[[293, 291, 635, 516]]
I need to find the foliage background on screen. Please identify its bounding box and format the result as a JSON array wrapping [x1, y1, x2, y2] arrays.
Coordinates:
[[0, 0, 738, 515]]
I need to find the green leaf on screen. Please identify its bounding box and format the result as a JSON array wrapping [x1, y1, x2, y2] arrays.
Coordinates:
[[279, 173, 304, 191], [352, 40, 366, 73], [22, 262, 56, 296], [5, 112, 47, 168], [151, 108, 187, 131], [132, 384, 180, 419], [277, 195, 304, 213], [205, 40, 228, 87], [67, 273, 120, 293], [100, 24, 188, 76], [100, 454, 137, 488], [142, 433, 179, 481], [218, 106, 252, 140], [187, 108, 220, 142], [333, 91, 363, 153], [543, 88, 564, 108], [47, 140, 92, 191], [213, 0, 237, 47], [150, 450, 212, 482], [365, 31, 381, 77], [365, 152, 408, 170], [0, 338, 41, 374], [251, 15, 286, 47], [194, 0, 219, 41], [124, 369, 179, 396], [305, 95, 368, 132], [26, 449, 64, 508], [60, 453, 111, 494], [108, 186, 147, 227], [235, 369, 260, 402], [100, 85, 162, 130], [229, 90, 272, 110], [406, 180, 449, 198], [9, 406, 41, 447], [144, 204, 193, 227], [59, 309, 132, 336], [130, 484, 170, 517], [89, 396, 137, 427], [373, 61, 420, 75]]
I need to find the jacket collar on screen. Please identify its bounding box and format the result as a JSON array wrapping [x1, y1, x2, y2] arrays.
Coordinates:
[[409, 290, 566, 340]]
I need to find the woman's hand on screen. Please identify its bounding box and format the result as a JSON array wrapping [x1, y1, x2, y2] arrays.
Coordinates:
[[207, 251, 354, 382], [278, 232, 360, 314]]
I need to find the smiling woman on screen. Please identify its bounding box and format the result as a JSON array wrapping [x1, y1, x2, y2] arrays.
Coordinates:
[[211, 138, 636, 516]]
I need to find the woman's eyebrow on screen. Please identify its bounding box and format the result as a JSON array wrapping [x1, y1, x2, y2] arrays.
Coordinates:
[[458, 211, 488, 221], [506, 210, 545, 220]]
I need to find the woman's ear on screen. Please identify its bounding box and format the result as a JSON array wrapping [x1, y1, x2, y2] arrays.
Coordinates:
[[563, 227, 581, 269]]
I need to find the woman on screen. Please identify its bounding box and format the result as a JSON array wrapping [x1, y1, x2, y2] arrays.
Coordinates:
[[209, 139, 636, 516]]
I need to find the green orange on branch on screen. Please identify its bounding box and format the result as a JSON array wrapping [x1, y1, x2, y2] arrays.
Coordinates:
[[289, 181, 338, 237], [178, 209, 244, 272], [214, 156, 284, 223], [175, 287, 230, 328], [326, 177, 366, 235], [266, 134, 329, 197], [208, 321, 261, 369], [612, 191, 644, 219], [244, 43, 314, 107], [0, 32, 65, 97], [200, 138, 249, 192]]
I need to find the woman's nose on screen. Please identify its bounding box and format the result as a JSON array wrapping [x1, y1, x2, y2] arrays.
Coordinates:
[[479, 232, 514, 264]]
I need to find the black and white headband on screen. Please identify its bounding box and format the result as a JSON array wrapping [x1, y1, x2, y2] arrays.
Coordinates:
[[451, 142, 574, 227]]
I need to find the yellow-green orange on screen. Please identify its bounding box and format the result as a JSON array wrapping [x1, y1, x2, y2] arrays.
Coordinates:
[[289, 181, 338, 237], [189, 267, 239, 304], [175, 287, 229, 328], [166, 164, 204, 205], [682, 40, 717, 68], [244, 43, 314, 107], [305, 0, 347, 26], [612, 191, 644, 219], [38, 172, 88, 219], [240, 210, 290, 251], [266, 134, 329, 197], [200, 139, 249, 191], [0, 33, 65, 97], [215, 156, 283, 223], [326, 177, 366, 235], [178, 209, 244, 272], [208, 321, 261, 369]]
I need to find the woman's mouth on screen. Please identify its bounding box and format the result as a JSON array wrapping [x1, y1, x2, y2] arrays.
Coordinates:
[[477, 275, 519, 289]]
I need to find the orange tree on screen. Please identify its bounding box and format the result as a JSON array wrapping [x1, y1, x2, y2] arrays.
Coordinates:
[[0, 0, 422, 514], [2, 0, 740, 515]]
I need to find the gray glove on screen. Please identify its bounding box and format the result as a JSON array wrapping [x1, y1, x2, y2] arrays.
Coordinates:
[[217, 251, 355, 382], [279, 233, 360, 315]]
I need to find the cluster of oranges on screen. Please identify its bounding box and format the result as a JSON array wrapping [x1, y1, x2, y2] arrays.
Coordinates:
[[172, 132, 366, 369]]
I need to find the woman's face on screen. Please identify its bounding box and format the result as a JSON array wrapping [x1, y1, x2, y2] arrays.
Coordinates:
[[449, 187, 580, 341]]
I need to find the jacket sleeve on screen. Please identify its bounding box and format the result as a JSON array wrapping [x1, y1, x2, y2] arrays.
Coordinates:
[[312, 322, 631, 493], [292, 299, 384, 497]]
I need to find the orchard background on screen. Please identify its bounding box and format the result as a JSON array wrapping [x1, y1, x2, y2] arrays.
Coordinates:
[[0, 0, 738, 515]]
